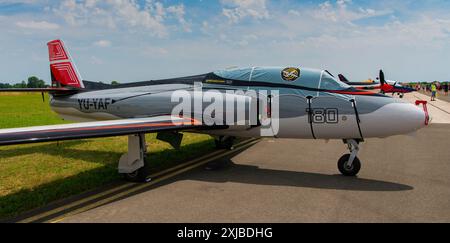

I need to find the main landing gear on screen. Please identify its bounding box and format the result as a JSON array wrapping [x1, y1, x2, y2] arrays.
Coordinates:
[[119, 133, 151, 182], [214, 136, 236, 150], [118, 133, 236, 182], [338, 139, 362, 177]]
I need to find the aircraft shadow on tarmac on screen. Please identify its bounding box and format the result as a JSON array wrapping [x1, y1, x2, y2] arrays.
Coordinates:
[[0, 140, 413, 222], [183, 158, 414, 192]]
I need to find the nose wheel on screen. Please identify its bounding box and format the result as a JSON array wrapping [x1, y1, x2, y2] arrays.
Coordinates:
[[338, 154, 361, 176], [338, 139, 362, 176]]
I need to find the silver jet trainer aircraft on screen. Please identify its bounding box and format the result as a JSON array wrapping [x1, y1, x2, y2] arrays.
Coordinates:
[[0, 40, 429, 182]]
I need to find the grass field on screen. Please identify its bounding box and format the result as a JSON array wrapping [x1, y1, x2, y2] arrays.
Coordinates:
[[0, 93, 215, 219]]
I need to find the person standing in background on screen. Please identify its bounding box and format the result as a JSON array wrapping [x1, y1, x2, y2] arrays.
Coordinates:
[[444, 82, 449, 96], [431, 82, 437, 101]]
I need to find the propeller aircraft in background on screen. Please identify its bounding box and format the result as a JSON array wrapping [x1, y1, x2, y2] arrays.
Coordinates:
[[339, 70, 417, 98]]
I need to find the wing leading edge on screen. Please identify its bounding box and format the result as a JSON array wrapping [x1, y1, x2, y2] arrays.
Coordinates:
[[0, 116, 204, 146]]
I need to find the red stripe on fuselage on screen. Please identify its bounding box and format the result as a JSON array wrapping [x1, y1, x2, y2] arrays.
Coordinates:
[[329, 90, 379, 95], [10, 119, 202, 135]]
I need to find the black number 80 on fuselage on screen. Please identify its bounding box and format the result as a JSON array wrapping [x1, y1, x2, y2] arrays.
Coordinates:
[[307, 108, 339, 124]]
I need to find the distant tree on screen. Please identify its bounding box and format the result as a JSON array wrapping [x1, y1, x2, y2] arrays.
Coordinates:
[[27, 76, 46, 88], [111, 81, 120, 85], [13, 81, 27, 88], [0, 83, 12, 88], [0, 77, 48, 89]]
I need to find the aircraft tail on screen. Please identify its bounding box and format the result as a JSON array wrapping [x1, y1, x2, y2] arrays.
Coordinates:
[[47, 39, 85, 89], [338, 74, 350, 83]]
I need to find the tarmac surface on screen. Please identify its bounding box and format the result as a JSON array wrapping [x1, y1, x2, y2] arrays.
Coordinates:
[[420, 91, 450, 103], [407, 92, 450, 124], [47, 92, 450, 223]]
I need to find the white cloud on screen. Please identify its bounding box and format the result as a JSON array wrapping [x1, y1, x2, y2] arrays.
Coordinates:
[[221, 0, 270, 23], [288, 10, 301, 16], [237, 34, 258, 46], [2, 1, 450, 83], [94, 40, 112, 47], [1, 0, 39, 3], [141, 46, 169, 56], [167, 4, 191, 32], [314, 0, 391, 23], [15, 20, 60, 30], [52, 0, 191, 37], [189, 1, 450, 81], [106, 0, 166, 35], [90, 56, 104, 65], [84, 0, 98, 8]]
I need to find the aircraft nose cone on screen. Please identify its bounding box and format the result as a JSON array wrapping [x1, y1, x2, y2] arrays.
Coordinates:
[[357, 97, 427, 138]]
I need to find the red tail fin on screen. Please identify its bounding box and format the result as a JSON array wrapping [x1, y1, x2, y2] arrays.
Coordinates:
[[47, 40, 84, 89]]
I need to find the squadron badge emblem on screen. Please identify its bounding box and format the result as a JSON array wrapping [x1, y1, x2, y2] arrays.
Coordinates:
[[281, 67, 300, 81]]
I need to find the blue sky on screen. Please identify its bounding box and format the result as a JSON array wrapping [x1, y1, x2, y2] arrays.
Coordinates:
[[0, 0, 450, 84]]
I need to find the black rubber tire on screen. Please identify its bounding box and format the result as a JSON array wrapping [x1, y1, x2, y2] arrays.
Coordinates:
[[215, 136, 235, 150], [214, 139, 222, 149], [338, 154, 361, 177], [123, 158, 151, 183]]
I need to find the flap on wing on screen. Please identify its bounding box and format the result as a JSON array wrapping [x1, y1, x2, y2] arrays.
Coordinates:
[[0, 116, 203, 146]]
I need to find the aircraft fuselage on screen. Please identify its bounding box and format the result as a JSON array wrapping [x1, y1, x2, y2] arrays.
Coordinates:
[[50, 68, 427, 140]]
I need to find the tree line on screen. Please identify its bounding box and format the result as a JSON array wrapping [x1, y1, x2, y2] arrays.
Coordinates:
[[0, 76, 47, 89], [0, 77, 121, 88]]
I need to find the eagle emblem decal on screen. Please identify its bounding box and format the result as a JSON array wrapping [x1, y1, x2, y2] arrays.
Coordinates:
[[281, 67, 300, 81]]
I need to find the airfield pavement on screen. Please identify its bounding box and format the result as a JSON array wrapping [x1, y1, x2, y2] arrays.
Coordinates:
[[14, 92, 450, 223], [406, 92, 450, 124]]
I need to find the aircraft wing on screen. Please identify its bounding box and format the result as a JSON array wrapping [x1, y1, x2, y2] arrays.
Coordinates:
[[0, 116, 205, 146]]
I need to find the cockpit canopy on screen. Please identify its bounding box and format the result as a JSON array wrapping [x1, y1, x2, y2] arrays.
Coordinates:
[[213, 67, 350, 91]]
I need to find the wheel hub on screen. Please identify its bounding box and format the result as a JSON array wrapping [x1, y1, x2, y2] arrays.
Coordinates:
[[127, 170, 139, 178], [345, 163, 354, 171]]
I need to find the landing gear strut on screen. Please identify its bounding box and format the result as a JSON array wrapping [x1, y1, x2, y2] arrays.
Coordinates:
[[338, 139, 362, 177], [119, 133, 151, 182]]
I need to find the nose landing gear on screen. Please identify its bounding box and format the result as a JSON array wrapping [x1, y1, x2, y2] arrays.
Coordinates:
[[338, 139, 362, 176]]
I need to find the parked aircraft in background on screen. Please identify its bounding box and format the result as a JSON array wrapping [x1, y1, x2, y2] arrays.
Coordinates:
[[339, 71, 417, 98], [0, 40, 428, 181]]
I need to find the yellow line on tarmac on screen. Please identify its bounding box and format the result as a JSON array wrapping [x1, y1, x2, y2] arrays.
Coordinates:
[[18, 185, 134, 224], [17, 138, 258, 223], [18, 148, 227, 223], [47, 139, 260, 223]]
